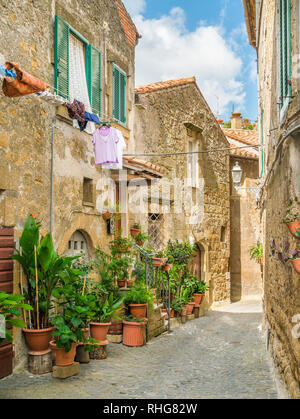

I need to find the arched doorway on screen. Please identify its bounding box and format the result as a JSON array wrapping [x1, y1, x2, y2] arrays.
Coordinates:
[[65, 230, 90, 261]]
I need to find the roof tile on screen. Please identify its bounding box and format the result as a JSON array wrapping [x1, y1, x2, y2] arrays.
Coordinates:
[[135, 77, 196, 94]]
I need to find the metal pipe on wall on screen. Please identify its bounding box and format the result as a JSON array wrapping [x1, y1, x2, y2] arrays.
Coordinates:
[[50, 117, 55, 235]]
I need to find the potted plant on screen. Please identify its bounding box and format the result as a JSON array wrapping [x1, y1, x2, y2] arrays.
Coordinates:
[[135, 231, 149, 247], [152, 250, 168, 267], [102, 201, 119, 221], [11, 216, 76, 353], [162, 255, 174, 272], [123, 315, 147, 347], [124, 285, 154, 319], [193, 280, 209, 305], [289, 246, 300, 274], [170, 297, 185, 317], [283, 201, 300, 239], [250, 243, 264, 264], [89, 292, 124, 344], [110, 235, 133, 257], [0, 292, 33, 345], [130, 223, 142, 238]]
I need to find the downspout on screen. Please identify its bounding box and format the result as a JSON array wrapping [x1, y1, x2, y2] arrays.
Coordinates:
[[103, 23, 108, 118], [50, 117, 55, 235]]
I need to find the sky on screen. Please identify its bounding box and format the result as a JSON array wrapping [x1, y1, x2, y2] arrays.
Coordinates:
[[122, 0, 258, 123]]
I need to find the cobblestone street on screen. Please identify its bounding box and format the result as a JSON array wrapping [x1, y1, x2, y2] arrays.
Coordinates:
[[0, 300, 277, 399]]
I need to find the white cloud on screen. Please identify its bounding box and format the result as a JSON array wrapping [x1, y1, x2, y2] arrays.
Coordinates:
[[123, 0, 146, 17], [130, 6, 246, 117]]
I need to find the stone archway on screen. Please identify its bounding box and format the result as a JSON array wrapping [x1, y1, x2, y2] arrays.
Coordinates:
[[64, 230, 90, 261]]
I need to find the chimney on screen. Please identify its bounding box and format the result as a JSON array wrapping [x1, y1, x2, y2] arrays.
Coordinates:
[[217, 119, 224, 128], [231, 112, 242, 129]]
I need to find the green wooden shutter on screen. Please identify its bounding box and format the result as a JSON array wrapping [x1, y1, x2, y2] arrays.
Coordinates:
[[113, 65, 120, 121], [54, 16, 69, 99], [113, 65, 126, 123], [120, 71, 126, 124], [279, 0, 292, 109], [90, 47, 102, 116]]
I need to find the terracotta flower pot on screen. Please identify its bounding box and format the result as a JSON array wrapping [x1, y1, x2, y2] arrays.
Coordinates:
[[129, 303, 147, 319], [127, 279, 134, 288], [90, 322, 111, 343], [50, 341, 77, 367], [102, 211, 112, 221], [193, 293, 204, 305], [78, 328, 89, 345], [130, 228, 141, 238], [286, 222, 300, 240], [123, 320, 146, 347], [137, 241, 144, 246], [118, 280, 126, 288], [186, 302, 195, 315], [23, 327, 55, 353], [162, 264, 173, 271], [291, 259, 300, 275], [170, 309, 175, 318]]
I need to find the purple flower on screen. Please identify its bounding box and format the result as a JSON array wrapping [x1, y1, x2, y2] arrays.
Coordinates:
[[291, 250, 298, 257], [272, 240, 276, 249], [284, 242, 290, 252], [284, 257, 289, 262]]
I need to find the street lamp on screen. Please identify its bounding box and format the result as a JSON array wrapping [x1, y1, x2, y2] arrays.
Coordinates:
[[232, 162, 243, 185]]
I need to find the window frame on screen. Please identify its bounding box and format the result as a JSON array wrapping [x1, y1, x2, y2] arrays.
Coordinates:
[[187, 139, 199, 188], [54, 15, 102, 116]]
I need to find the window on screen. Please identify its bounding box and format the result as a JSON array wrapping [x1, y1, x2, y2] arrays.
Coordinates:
[[113, 64, 127, 124], [279, 0, 292, 119], [83, 177, 93, 204], [148, 213, 163, 249], [54, 16, 102, 116], [187, 140, 199, 188]]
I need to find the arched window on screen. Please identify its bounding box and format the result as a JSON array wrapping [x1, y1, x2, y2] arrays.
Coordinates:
[[65, 230, 90, 261]]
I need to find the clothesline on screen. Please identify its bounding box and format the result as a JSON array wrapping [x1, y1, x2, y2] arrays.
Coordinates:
[[123, 144, 261, 157]]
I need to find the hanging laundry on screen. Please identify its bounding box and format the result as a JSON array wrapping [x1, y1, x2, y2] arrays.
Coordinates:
[[2, 62, 46, 97], [102, 128, 126, 170], [66, 99, 85, 124], [34, 90, 65, 106], [0, 64, 16, 79], [78, 112, 101, 132], [92, 126, 119, 166]]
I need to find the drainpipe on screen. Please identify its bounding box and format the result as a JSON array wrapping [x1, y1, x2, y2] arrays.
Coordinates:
[[103, 23, 108, 118], [50, 117, 55, 235]]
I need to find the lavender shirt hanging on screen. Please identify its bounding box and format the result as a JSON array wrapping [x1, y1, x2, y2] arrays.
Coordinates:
[[92, 127, 119, 166]]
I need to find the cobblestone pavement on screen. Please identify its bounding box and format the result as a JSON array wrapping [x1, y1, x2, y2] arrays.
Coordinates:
[[0, 300, 278, 399]]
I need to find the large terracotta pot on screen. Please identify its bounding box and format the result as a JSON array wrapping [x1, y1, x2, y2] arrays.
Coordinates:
[[90, 322, 111, 343], [292, 259, 300, 275], [102, 211, 112, 221], [50, 341, 77, 367], [286, 222, 300, 240], [193, 293, 204, 305], [186, 302, 195, 315], [152, 258, 165, 267], [23, 327, 55, 353], [123, 320, 146, 347], [129, 303, 147, 319], [0, 344, 13, 379]]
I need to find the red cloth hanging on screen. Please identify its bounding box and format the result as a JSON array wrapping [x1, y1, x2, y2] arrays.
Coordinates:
[[2, 62, 46, 97]]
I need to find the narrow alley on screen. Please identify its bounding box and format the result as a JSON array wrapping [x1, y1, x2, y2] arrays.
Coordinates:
[[0, 301, 277, 399]]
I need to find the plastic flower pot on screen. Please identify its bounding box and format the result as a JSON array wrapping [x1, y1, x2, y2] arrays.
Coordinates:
[[23, 327, 55, 353], [123, 320, 146, 347], [286, 222, 300, 240], [90, 322, 112, 344], [130, 228, 141, 238], [129, 303, 147, 319], [291, 259, 300, 275], [50, 341, 77, 367]]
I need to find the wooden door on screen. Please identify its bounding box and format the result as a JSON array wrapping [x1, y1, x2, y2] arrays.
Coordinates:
[[0, 228, 15, 379]]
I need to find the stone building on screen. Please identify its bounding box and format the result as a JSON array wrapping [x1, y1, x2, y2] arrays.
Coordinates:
[[244, 0, 300, 398], [0, 0, 162, 375], [133, 77, 231, 305], [220, 113, 262, 302]]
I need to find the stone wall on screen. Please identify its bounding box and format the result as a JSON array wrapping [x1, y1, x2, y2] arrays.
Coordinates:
[[0, 0, 136, 368], [133, 82, 231, 303], [256, 0, 300, 398], [230, 156, 262, 301]]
